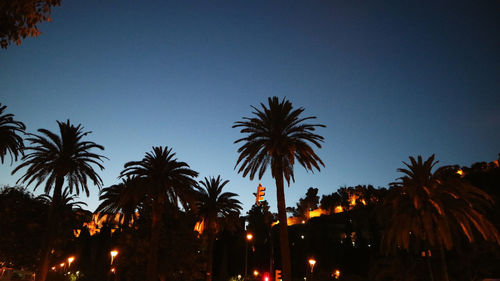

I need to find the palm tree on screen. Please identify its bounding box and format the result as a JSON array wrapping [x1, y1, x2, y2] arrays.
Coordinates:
[[233, 97, 325, 281], [382, 155, 500, 281], [120, 146, 198, 281], [0, 103, 26, 164], [96, 176, 145, 229], [195, 176, 242, 281], [12, 120, 106, 281]]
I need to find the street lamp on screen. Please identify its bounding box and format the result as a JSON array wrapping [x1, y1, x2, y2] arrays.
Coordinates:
[[67, 257, 75, 268], [245, 233, 253, 278], [110, 250, 118, 265], [308, 258, 316, 272], [333, 269, 341, 279]]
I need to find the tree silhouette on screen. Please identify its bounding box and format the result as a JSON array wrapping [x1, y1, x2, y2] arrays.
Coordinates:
[[194, 176, 242, 281], [233, 97, 325, 281], [0, 0, 61, 48], [120, 146, 198, 281], [0, 103, 26, 164], [12, 120, 106, 281], [96, 176, 145, 230], [382, 155, 500, 281]]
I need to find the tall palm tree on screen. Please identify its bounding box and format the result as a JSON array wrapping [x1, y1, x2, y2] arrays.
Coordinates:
[[12, 120, 106, 281], [96, 176, 145, 229], [0, 103, 26, 164], [233, 97, 325, 281], [195, 176, 242, 281], [120, 146, 198, 281], [382, 155, 500, 281]]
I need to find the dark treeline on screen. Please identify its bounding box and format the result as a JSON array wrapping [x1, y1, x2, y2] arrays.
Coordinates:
[[1, 101, 500, 281]]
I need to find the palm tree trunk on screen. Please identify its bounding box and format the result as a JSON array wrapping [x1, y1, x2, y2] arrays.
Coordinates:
[[275, 175, 292, 281], [439, 244, 450, 281], [206, 231, 215, 281], [36, 176, 64, 281], [146, 200, 163, 281]]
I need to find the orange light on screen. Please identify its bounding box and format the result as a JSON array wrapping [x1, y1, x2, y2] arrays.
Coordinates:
[[333, 269, 341, 279], [111, 267, 116, 273], [110, 250, 119, 264], [246, 233, 253, 241], [59, 263, 65, 268], [308, 258, 316, 272], [253, 270, 259, 277], [457, 169, 464, 176], [51, 267, 56, 271], [194, 219, 205, 234], [256, 184, 266, 204], [334, 206, 344, 213], [67, 256, 75, 267]]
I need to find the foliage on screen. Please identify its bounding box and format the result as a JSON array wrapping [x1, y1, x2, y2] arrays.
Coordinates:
[[233, 96, 325, 281], [287, 187, 319, 218], [12, 119, 106, 198], [382, 155, 500, 254], [0, 0, 61, 48], [0, 186, 46, 270], [0, 103, 26, 164]]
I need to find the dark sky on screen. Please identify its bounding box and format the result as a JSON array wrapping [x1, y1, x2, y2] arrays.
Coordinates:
[[1, 0, 499, 213]]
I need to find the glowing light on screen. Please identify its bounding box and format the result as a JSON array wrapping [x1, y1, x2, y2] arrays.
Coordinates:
[[59, 263, 65, 268], [194, 219, 205, 234], [246, 233, 253, 241], [110, 250, 118, 264], [308, 258, 316, 272], [333, 269, 341, 279], [457, 169, 464, 176], [111, 267, 116, 273], [334, 206, 344, 213], [253, 270, 259, 277], [67, 256, 75, 267]]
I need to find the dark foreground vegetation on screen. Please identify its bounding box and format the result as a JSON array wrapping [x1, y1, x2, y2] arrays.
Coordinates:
[[1, 100, 500, 281]]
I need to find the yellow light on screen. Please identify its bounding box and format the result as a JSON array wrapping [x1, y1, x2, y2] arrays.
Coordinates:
[[457, 169, 464, 176], [334, 206, 343, 213], [59, 263, 65, 268], [246, 233, 253, 241], [110, 250, 119, 264], [67, 256, 75, 267], [51, 267, 56, 271], [111, 267, 116, 273], [253, 270, 259, 277], [308, 258, 316, 272], [333, 269, 341, 279]]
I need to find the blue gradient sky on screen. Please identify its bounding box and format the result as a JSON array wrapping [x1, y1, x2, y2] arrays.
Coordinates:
[[1, 0, 499, 213]]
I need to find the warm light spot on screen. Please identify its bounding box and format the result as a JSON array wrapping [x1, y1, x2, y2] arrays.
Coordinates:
[[73, 229, 81, 238], [308, 208, 326, 218], [253, 270, 259, 277], [59, 263, 65, 268], [308, 258, 316, 266], [51, 267, 56, 271], [457, 169, 464, 176], [67, 256, 75, 267], [111, 267, 116, 273], [361, 199, 367, 205], [334, 206, 344, 213], [271, 220, 279, 227], [194, 220, 205, 234], [246, 233, 253, 241], [333, 269, 341, 279]]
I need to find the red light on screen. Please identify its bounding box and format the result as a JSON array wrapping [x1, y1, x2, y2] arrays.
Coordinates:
[[263, 273, 270, 281]]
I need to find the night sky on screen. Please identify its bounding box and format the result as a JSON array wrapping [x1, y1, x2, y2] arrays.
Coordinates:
[[1, 0, 499, 213]]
